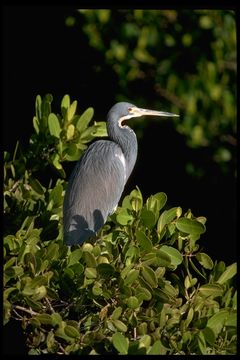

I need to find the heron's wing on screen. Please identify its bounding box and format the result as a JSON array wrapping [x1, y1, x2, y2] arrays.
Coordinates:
[[63, 140, 127, 245]]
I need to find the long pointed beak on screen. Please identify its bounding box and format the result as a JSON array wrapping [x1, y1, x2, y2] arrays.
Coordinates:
[[133, 107, 179, 118]]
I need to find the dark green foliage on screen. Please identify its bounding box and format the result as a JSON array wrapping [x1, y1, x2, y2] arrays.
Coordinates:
[[3, 95, 236, 355], [69, 10, 236, 176]]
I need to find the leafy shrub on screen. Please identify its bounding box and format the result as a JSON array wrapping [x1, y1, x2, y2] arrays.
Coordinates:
[[3, 94, 237, 355]]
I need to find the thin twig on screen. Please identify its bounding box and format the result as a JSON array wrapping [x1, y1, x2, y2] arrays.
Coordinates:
[[133, 327, 137, 341], [14, 305, 38, 317], [45, 297, 55, 313]]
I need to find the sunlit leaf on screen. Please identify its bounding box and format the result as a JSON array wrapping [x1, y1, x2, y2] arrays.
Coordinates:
[[135, 229, 152, 251], [61, 94, 70, 110], [176, 217, 206, 235], [196, 252, 213, 270], [141, 266, 157, 288], [67, 100, 77, 122], [127, 296, 139, 309], [207, 310, 229, 336], [76, 107, 94, 133], [124, 269, 139, 286], [198, 284, 223, 298], [112, 332, 129, 354], [48, 113, 61, 138], [66, 124, 75, 140], [160, 245, 183, 267], [157, 207, 180, 235], [216, 262, 237, 285]]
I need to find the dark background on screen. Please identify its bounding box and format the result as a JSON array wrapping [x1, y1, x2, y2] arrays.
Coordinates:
[[2, 6, 236, 264]]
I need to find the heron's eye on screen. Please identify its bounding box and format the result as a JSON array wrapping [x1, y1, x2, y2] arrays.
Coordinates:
[[128, 107, 133, 113]]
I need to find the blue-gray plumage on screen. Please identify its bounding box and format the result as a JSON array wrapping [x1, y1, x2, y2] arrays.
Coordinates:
[[63, 102, 178, 245]]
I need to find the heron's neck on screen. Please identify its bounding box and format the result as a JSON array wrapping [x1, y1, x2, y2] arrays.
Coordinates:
[[107, 122, 138, 180]]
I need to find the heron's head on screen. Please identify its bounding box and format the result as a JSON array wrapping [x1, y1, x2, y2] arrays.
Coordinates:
[[107, 102, 179, 128]]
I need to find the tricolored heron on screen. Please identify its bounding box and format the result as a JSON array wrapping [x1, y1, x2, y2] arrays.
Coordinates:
[[63, 102, 178, 245]]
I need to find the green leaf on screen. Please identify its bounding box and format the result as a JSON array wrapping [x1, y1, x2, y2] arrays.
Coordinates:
[[64, 267, 74, 279], [67, 100, 77, 121], [202, 327, 216, 346], [155, 250, 171, 267], [124, 269, 139, 286], [63, 143, 82, 161], [198, 284, 223, 298], [92, 284, 102, 296], [196, 252, 213, 270], [97, 263, 115, 277], [51, 312, 62, 326], [35, 94, 42, 119], [69, 262, 84, 275], [136, 230, 152, 251], [66, 124, 75, 140], [46, 331, 57, 352], [196, 216, 207, 225], [76, 107, 94, 133], [197, 330, 207, 355], [30, 275, 48, 288], [216, 262, 237, 285], [85, 267, 97, 278], [112, 320, 128, 332], [48, 113, 61, 138], [141, 252, 157, 267], [33, 116, 39, 134], [68, 248, 83, 266], [154, 288, 171, 303], [184, 275, 197, 289], [84, 251, 97, 267], [52, 153, 63, 171], [111, 307, 122, 320], [225, 311, 237, 327], [157, 207, 180, 235], [64, 325, 80, 339], [148, 340, 163, 355], [116, 208, 133, 225], [138, 322, 148, 335], [130, 187, 143, 212], [127, 296, 139, 309], [49, 181, 63, 206], [185, 307, 194, 328], [141, 266, 157, 288], [139, 334, 151, 349], [82, 243, 93, 253], [160, 245, 183, 267], [125, 245, 139, 262], [35, 313, 53, 325], [140, 207, 156, 228], [122, 194, 132, 210], [153, 192, 167, 211], [189, 258, 206, 279], [112, 332, 129, 354], [176, 217, 206, 235], [207, 310, 229, 336], [3, 287, 17, 300], [32, 285, 47, 301], [29, 178, 45, 195], [45, 243, 59, 261], [61, 94, 70, 110], [135, 287, 152, 301], [145, 193, 168, 226], [91, 121, 107, 137]]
